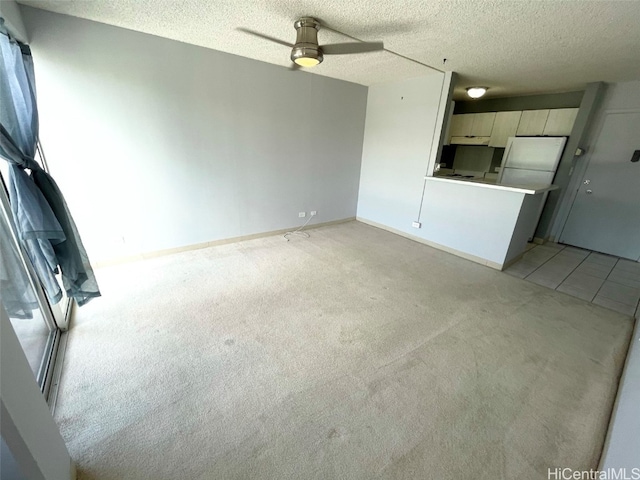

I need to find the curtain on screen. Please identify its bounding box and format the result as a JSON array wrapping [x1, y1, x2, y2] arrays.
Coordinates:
[[0, 209, 39, 319], [0, 19, 100, 307]]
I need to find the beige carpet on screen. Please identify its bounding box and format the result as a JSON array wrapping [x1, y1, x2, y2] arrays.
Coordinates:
[[55, 221, 633, 480]]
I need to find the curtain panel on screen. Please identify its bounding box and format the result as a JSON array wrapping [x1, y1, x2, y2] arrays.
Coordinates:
[[0, 19, 100, 307]]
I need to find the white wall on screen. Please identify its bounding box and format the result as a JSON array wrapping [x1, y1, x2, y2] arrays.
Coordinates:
[[1, 308, 74, 480], [357, 73, 447, 234], [0, 0, 28, 42], [21, 7, 367, 263], [600, 316, 640, 471]]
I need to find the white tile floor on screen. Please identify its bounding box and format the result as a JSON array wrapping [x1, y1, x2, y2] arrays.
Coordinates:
[[505, 243, 640, 317]]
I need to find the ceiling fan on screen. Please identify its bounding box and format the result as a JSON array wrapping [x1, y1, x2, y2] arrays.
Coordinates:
[[238, 17, 384, 69]]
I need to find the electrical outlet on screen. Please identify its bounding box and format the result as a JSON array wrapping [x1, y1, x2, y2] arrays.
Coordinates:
[[412, 221, 421, 228], [299, 212, 306, 218], [310, 211, 317, 216]]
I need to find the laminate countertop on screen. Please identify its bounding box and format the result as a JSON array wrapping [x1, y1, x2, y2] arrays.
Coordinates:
[[426, 175, 559, 195]]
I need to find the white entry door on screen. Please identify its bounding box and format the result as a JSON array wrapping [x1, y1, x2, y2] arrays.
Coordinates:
[[559, 111, 640, 260]]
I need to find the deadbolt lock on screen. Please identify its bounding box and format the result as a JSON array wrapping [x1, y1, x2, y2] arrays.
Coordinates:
[[583, 179, 591, 185]]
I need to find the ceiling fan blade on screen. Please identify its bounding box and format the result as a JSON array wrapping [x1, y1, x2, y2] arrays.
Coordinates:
[[237, 28, 294, 48], [321, 42, 384, 55]]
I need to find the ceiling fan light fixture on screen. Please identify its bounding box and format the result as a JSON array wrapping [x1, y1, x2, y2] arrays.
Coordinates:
[[467, 87, 488, 99], [291, 47, 323, 67], [238, 16, 384, 70], [294, 56, 321, 67], [291, 17, 323, 68]]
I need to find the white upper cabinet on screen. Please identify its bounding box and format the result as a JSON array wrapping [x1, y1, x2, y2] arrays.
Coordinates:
[[449, 114, 474, 137], [470, 112, 496, 136], [489, 111, 522, 147], [449, 113, 496, 141], [543, 108, 579, 136], [448, 107, 579, 146], [516, 109, 550, 136]]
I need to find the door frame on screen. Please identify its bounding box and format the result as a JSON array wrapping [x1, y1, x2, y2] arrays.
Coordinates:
[[551, 108, 640, 248], [0, 172, 64, 401]]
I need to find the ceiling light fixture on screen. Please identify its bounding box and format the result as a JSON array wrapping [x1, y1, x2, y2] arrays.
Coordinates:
[[291, 18, 323, 67], [466, 87, 488, 99], [292, 49, 322, 67]]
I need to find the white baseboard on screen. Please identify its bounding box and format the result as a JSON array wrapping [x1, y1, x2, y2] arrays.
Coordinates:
[[356, 217, 505, 270], [93, 217, 356, 269]]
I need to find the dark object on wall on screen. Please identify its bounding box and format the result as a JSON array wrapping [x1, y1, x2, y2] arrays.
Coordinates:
[[631, 150, 640, 163]]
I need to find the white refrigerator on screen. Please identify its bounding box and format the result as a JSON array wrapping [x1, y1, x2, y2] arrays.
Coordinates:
[[498, 136, 567, 186], [498, 136, 567, 240]]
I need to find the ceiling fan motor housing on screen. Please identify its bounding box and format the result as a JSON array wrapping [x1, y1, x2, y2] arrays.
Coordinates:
[[291, 17, 323, 66]]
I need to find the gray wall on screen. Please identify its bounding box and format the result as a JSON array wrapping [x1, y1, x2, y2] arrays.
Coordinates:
[[2, 437, 27, 480], [537, 82, 605, 239], [21, 7, 368, 262], [550, 80, 640, 240], [454, 91, 584, 114]]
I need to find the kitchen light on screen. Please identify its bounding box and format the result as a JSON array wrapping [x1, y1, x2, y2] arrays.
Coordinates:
[[466, 87, 488, 99]]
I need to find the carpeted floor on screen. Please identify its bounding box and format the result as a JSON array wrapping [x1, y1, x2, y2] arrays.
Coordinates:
[[55, 221, 634, 480]]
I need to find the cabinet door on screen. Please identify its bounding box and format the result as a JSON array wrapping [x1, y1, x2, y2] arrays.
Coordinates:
[[543, 108, 578, 136], [449, 114, 473, 137], [450, 136, 491, 145], [517, 109, 550, 136], [470, 112, 496, 136], [489, 111, 522, 147]]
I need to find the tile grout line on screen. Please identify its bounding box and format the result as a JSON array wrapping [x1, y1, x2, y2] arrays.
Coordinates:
[[594, 258, 640, 311], [516, 246, 639, 316], [594, 257, 621, 301], [576, 252, 618, 303], [553, 251, 600, 299], [523, 244, 567, 280]]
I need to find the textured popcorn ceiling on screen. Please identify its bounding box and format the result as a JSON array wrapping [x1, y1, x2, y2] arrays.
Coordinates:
[[18, 0, 640, 99]]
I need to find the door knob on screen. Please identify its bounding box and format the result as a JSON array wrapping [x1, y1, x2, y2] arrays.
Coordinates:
[[586, 189, 593, 194]]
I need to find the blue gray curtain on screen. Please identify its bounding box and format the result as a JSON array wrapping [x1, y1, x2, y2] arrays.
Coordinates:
[[0, 19, 100, 307]]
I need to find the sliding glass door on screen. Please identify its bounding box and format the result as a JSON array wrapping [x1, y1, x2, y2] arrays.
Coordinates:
[[0, 167, 65, 399]]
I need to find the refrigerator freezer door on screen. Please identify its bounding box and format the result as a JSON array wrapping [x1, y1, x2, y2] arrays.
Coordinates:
[[500, 167, 555, 186], [502, 137, 567, 171]]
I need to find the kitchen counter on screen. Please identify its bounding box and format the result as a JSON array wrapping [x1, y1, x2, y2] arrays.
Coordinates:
[[428, 175, 559, 195], [415, 176, 554, 269]]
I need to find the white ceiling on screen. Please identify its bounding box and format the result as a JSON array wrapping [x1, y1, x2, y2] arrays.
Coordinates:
[[17, 0, 640, 99]]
